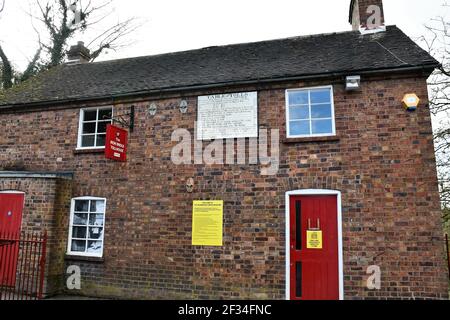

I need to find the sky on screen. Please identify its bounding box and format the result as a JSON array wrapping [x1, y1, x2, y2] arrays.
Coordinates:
[[0, 0, 448, 70], [0, 0, 448, 130]]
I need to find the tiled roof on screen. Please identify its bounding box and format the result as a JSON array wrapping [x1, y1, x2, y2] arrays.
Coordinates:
[[0, 26, 438, 107]]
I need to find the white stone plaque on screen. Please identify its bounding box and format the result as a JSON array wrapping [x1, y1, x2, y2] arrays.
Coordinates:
[[197, 92, 258, 140]]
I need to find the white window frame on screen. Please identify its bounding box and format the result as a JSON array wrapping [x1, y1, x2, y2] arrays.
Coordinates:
[[285, 85, 336, 138], [67, 196, 107, 258], [76, 106, 113, 150]]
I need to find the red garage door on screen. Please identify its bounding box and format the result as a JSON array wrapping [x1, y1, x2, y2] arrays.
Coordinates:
[[289, 195, 339, 300], [0, 193, 24, 287]]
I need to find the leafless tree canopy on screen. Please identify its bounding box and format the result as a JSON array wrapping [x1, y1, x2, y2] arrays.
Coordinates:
[[0, 0, 142, 89], [420, 2, 450, 224]]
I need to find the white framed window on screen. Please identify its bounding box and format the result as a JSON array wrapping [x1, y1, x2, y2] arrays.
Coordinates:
[[286, 86, 336, 138], [67, 197, 106, 257], [77, 107, 113, 149]]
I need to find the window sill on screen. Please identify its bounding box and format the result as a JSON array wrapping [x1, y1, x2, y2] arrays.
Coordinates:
[[73, 148, 105, 155], [65, 254, 105, 263], [282, 135, 340, 144]]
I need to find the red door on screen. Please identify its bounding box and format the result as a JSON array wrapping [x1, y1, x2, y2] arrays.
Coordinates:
[[0, 193, 24, 287], [290, 195, 339, 300]]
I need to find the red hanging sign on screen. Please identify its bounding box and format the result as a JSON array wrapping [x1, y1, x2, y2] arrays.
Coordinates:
[[105, 124, 128, 162]]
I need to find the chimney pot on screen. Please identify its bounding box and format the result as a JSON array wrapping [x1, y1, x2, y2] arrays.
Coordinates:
[[67, 41, 91, 64], [349, 0, 386, 34]]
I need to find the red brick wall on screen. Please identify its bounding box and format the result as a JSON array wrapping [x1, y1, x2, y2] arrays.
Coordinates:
[[0, 177, 72, 296], [0, 74, 448, 299]]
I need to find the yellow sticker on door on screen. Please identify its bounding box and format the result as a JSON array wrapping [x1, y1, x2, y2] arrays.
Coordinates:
[[307, 230, 323, 249]]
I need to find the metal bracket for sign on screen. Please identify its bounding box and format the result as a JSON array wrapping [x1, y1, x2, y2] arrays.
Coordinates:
[[109, 105, 135, 132]]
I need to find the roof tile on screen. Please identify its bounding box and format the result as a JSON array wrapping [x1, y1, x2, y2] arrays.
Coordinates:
[[0, 26, 438, 107]]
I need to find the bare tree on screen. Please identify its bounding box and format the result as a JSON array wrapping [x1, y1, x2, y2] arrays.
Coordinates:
[[0, 46, 13, 90], [420, 3, 450, 228], [0, 0, 14, 89], [0, 0, 142, 89]]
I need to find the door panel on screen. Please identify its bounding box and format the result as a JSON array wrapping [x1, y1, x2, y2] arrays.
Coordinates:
[[290, 195, 339, 300], [0, 193, 25, 287]]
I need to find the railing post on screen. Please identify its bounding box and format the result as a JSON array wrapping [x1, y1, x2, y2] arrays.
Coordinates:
[[37, 231, 47, 300], [0, 229, 4, 300], [446, 233, 450, 281], [1, 230, 47, 300]]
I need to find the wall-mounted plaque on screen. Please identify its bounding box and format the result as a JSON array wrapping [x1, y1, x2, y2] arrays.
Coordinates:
[[197, 92, 258, 140], [192, 200, 223, 246]]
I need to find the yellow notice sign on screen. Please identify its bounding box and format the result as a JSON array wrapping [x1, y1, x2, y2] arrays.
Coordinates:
[[192, 200, 224, 246], [306, 230, 323, 249]]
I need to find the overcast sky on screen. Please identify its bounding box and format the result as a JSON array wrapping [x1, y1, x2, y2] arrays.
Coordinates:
[[0, 0, 448, 70]]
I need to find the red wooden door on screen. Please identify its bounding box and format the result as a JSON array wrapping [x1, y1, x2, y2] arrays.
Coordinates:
[[0, 193, 24, 287], [289, 195, 339, 300]]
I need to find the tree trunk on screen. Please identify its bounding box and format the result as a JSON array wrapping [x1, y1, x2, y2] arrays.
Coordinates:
[[0, 45, 13, 89]]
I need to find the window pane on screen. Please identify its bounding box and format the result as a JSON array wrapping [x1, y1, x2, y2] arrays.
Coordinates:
[[89, 214, 104, 226], [96, 134, 106, 147], [289, 91, 308, 105], [89, 227, 103, 240], [311, 104, 332, 119], [296, 262, 302, 298], [71, 240, 86, 252], [87, 241, 103, 254], [97, 121, 109, 134], [295, 201, 302, 250], [290, 120, 310, 136], [83, 110, 97, 121], [81, 135, 95, 147], [75, 200, 89, 212], [73, 213, 88, 225], [289, 105, 309, 120], [82, 122, 96, 134], [90, 200, 105, 213], [312, 119, 333, 134], [99, 109, 112, 120], [72, 226, 87, 239], [310, 89, 331, 104]]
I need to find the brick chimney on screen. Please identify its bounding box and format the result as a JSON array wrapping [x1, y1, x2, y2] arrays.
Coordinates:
[[67, 41, 91, 64], [349, 0, 386, 34]]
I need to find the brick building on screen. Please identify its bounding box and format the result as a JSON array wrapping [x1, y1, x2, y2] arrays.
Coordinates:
[[0, 0, 448, 299]]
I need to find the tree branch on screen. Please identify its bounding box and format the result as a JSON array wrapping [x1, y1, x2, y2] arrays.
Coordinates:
[[423, 3, 450, 212], [20, 46, 43, 82], [87, 17, 142, 61], [1, 0, 142, 88]]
